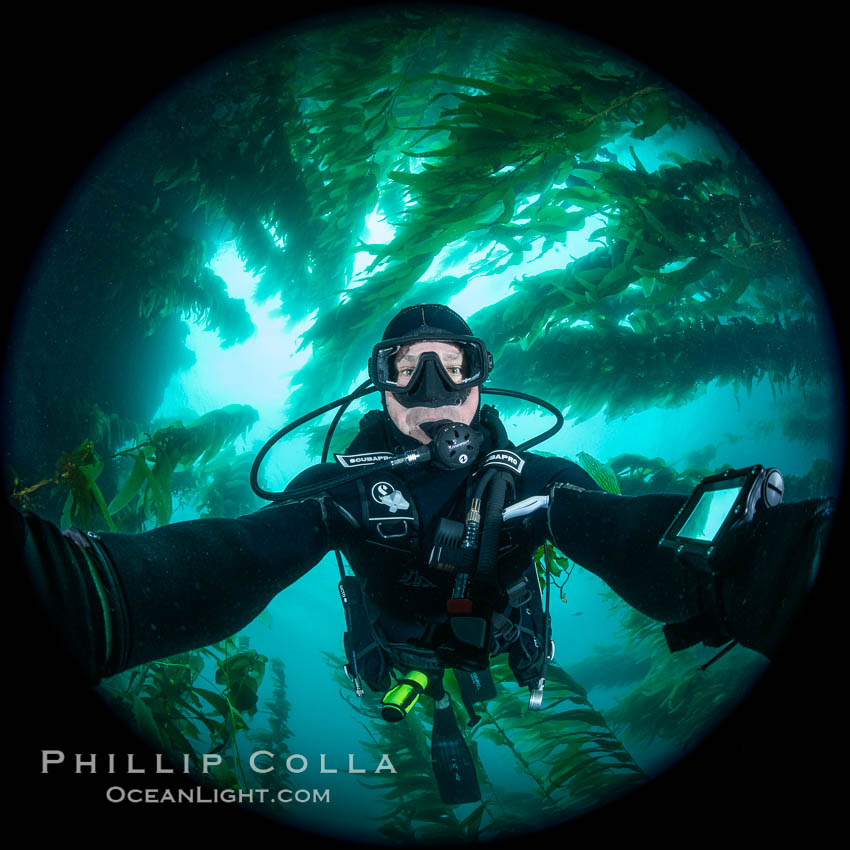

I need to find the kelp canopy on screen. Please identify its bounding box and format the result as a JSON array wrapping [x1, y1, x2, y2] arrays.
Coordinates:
[[4, 6, 840, 513]]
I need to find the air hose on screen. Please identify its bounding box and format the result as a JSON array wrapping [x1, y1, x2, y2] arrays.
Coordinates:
[[475, 471, 513, 583], [250, 384, 564, 503], [250, 382, 377, 500]]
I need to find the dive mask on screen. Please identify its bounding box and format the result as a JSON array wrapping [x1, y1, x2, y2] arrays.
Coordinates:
[[369, 334, 494, 409]]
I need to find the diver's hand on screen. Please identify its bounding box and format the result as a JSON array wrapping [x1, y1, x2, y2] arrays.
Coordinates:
[[711, 497, 835, 658]]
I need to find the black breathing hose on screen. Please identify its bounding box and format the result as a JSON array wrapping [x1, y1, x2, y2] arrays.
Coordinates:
[[484, 388, 564, 451], [249, 383, 378, 501], [321, 378, 373, 464], [472, 467, 497, 501], [475, 471, 513, 581], [250, 384, 564, 502]]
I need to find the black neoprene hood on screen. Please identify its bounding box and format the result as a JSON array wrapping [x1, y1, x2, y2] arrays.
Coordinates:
[[381, 304, 475, 341]]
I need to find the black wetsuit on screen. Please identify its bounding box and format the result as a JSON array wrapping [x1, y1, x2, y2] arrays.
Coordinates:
[[12, 409, 832, 684]]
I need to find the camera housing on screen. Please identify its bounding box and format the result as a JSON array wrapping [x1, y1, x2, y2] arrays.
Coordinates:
[[659, 464, 784, 567]]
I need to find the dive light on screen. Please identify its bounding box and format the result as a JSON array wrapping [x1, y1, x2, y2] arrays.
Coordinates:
[[381, 670, 429, 722]]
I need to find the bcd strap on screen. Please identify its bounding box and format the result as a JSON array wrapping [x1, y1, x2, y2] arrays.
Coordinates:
[[339, 575, 390, 693], [491, 611, 518, 644], [505, 576, 532, 607], [478, 449, 525, 475]]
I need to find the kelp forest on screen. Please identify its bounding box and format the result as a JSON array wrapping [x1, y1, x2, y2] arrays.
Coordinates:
[[4, 7, 842, 844]]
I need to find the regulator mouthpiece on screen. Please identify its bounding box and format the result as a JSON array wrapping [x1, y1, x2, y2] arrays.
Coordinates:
[[420, 420, 483, 470]]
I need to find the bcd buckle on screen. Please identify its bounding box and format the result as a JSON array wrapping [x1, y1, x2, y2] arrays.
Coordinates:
[[343, 664, 365, 697], [528, 677, 545, 710], [376, 520, 410, 539]]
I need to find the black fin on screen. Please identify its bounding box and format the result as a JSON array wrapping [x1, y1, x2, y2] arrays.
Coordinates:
[[430, 696, 481, 804]]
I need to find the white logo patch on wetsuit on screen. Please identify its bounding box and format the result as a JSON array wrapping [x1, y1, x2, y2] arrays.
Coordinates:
[[371, 481, 410, 514], [334, 451, 394, 468], [480, 450, 525, 474]]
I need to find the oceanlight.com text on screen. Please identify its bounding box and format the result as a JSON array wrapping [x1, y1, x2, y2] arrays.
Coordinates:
[[105, 786, 331, 804]]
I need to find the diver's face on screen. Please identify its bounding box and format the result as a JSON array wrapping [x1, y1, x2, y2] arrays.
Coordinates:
[[384, 340, 479, 444]]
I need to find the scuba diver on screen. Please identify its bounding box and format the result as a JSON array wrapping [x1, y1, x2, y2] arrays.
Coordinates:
[[11, 303, 836, 805]]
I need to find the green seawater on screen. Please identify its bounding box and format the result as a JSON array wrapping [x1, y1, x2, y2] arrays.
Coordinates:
[[4, 6, 843, 845]]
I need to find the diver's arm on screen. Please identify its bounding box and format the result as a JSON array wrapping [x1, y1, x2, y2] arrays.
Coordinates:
[[545, 483, 697, 624], [12, 466, 338, 682], [544, 477, 835, 659], [94, 499, 330, 673]]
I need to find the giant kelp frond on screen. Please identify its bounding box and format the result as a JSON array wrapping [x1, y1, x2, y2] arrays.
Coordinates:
[[54, 172, 255, 347], [599, 597, 767, 750], [196, 444, 266, 518], [275, 13, 455, 314], [131, 404, 259, 467], [101, 636, 268, 790], [18, 12, 832, 482], [134, 222, 255, 347], [246, 658, 295, 797], [149, 10, 467, 324], [607, 453, 840, 500], [471, 655, 645, 828], [282, 19, 814, 411], [109, 404, 260, 528], [149, 37, 311, 311], [465, 141, 814, 398], [249, 657, 293, 752], [487, 316, 825, 423], [12, 403, 260, 531], [321, 647, 643, 841], [607, 452, 715, 495], [290, 24, 692, 405], [63, 400, 140, 456], [54, 441, 116, 532], [575, 451, 622, 494]]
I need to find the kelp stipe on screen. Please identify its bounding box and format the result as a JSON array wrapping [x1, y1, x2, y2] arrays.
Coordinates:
[[469, 655, 645, 831], [247, 658, 296, 800]]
